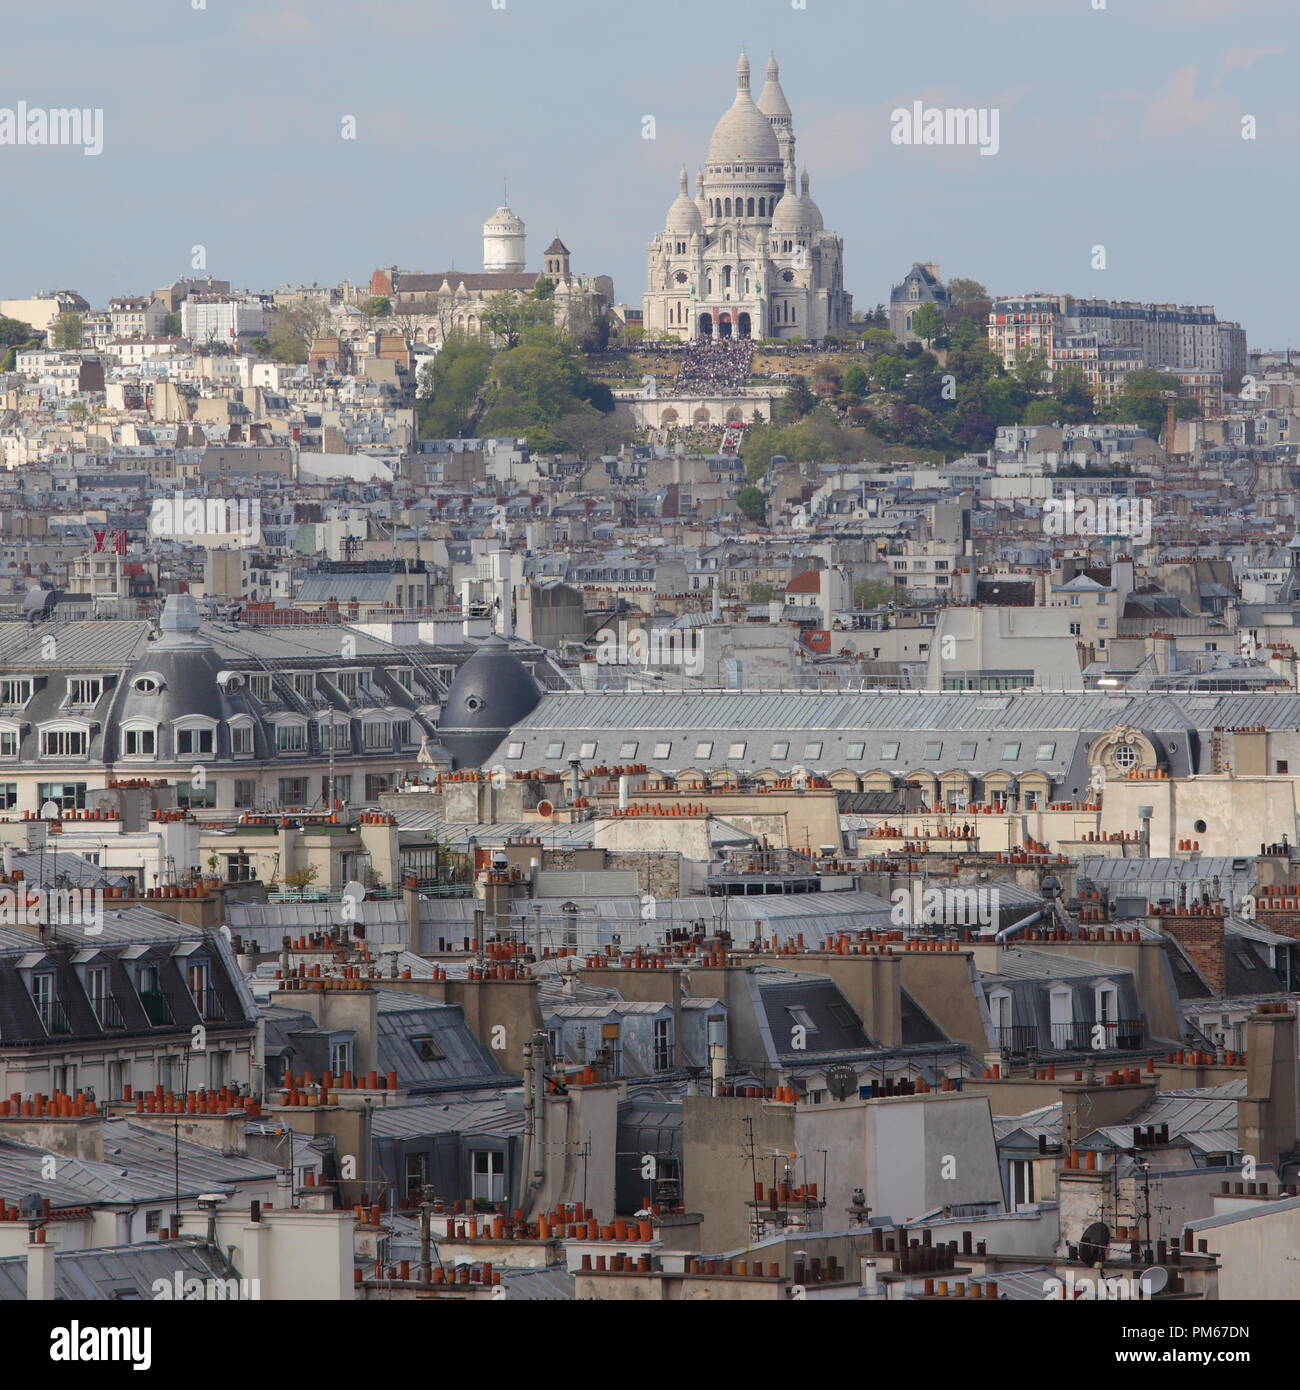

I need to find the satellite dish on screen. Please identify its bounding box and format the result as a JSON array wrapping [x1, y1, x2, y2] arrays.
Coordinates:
[[825, 1065, 857, 1102], [342, 879, 366, 908], [1138, 1265, 1168, 1297], [490, 765, 508, 787], [1079, 1220, 1111, 1266], [537, 800, 554, 819], [40, 800, 61, 820]]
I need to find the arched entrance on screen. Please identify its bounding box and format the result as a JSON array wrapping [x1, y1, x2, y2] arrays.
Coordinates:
[[697, 313, 713, 338], [737, 312, 751, 338], [717, 313, 733, 339]]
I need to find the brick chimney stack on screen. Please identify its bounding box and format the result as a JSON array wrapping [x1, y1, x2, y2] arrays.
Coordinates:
[[1148, 900, 1226, 995]]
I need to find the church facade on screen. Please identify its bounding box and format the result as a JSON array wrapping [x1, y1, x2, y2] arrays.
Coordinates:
[[642, 52, 852, 343], [370, 206, 613, 346]]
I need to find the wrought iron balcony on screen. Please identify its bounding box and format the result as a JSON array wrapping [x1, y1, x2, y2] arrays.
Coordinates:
[[35, 998, 70, 1037], [139, 990, 175, 1026], [188, 987, 228, 1022], [996, 1019, 1143, 1056], [91, 995, 126, 1030]]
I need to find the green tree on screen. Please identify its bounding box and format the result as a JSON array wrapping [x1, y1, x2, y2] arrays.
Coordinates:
[[1011, 349, 1049, 392], [269, 300, 334, 363], [481, 291, 555, 349], [1107, 368, 1199, 438], [416, 330, 493, 438], [475, 326, 618, 450], [1042, 364, 1097, 424], [51, 313, 84, 350], [162, 312, 182, 337], [947, 278, 988, 306], [748, 581, 776, 601], [362, 296, 391, 319], [842, 363, 869, 397], [910, 302, 945, 347], [0, 315, 35, 351], [736, 487, 767, 523], [777, 374, 816, 421], [872, 355, 907, 391], [739, 407, 861, 479], [854, 578, 906, 608], [267, 304, 332, 363], [1022, 399, 1063, 426]]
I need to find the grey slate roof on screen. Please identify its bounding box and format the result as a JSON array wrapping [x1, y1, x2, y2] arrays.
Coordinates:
[[0, 1240, 229, 1301], [373, 991, 511, 1092], [480, 688, 1300, 788], [368, 1096, 523, 1141], [981, 946, 1134, 983], [0, 1120, 279, 1208]]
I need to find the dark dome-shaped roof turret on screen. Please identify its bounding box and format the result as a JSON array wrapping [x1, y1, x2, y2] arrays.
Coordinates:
[[439, 635, 542, 768]]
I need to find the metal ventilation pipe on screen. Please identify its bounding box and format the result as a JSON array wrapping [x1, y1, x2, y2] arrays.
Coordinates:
[[1137, 806, 1152, 858], [995, 909, 1043, 943]]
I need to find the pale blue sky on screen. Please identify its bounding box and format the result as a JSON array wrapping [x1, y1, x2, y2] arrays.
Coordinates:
[[0, 0, 1295, 344]]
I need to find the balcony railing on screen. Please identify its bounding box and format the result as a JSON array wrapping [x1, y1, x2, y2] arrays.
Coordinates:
[[34, 999, 70, 1036], [996, 1019, 1143, 1056], [139, 990, 174, 1026], [91, 995, 126, 1030], [188, 987, 228, 1022]]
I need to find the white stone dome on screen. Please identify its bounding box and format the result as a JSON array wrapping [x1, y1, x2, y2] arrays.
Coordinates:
[[707, 52, 781, 167], [665, 167, 703, 235], [771, 170, 823, 234], [484, 205, 524, 235], [796, 170, 824, 231]]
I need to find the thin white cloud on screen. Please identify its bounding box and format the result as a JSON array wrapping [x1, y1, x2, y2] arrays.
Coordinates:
[[242, 8, 318, 43], [1143, 65, 1224, 139]]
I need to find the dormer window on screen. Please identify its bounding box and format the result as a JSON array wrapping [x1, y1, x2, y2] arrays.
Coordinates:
[[120, 724, 157, 757], [361, 720, 391, 750], [41, 726, 89, 757], [229, 719, 254, 756], [318, 718, 349, 751], [0, 678, 33, 706], [275, 722, 307, 753], [132, 673, 164, 694], [174, 719, 216, 756], [67, 677, 103, 706], [336, 670, 368, 699]]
